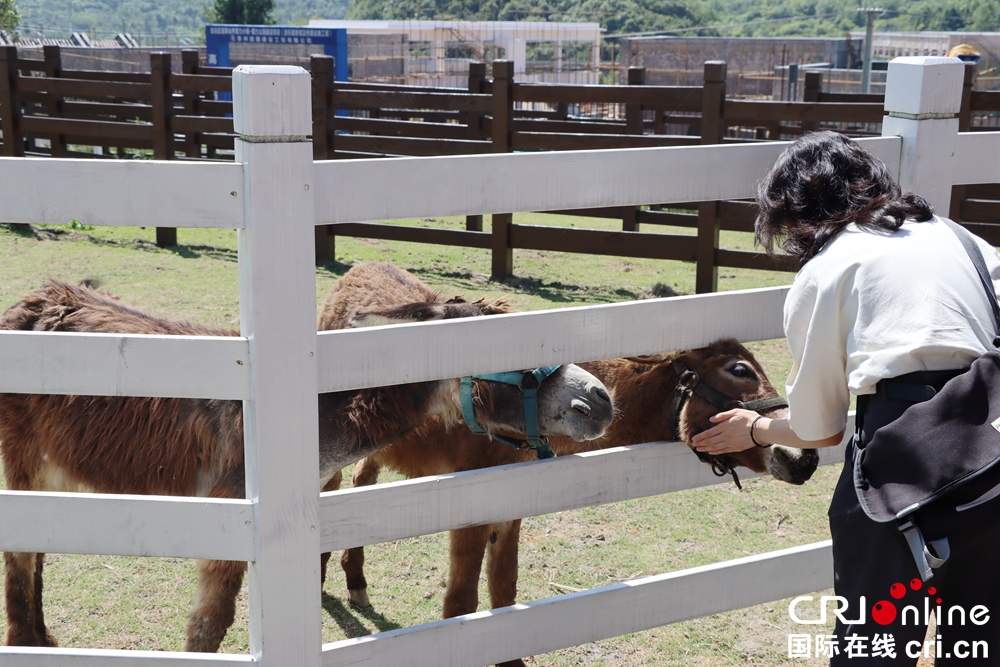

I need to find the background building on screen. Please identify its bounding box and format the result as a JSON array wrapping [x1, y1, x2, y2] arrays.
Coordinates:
[[309, 19, 604, 87]]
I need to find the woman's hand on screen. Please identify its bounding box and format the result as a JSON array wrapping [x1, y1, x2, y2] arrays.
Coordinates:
[[691, 408, 767, 455], [692, 409, 846, 453]]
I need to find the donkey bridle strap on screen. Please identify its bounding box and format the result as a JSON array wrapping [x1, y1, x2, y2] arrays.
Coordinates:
[[460, 365, 561, 459], [668, 360, 789, 489]]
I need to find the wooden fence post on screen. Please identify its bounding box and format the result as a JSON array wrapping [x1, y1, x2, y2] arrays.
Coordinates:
[[181, 49, 201, 158], [622, 66, 645, 232], [0, 45, 29, 232], [624, 66, 645, 134], [465, 61, 487, 232], [42, 45, 65, 158], [232, 64, 321, 667], [696, 61, 726, 294], [802, 70, 822, 135], [0, 45, 24, 158], [491, 59, 514, 280], [151, 52, 174, 161], [311, 54, 336, 261], [882, 57, 964, 216], [466, 61, 487, 141], [950, 61, 976, 222], [151, 52, 178, 247]]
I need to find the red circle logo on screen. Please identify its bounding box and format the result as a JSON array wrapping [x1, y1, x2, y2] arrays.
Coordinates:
[[872, 600, 898, 626], [890, 582, 906, 599], [910, 578, 923, 591]]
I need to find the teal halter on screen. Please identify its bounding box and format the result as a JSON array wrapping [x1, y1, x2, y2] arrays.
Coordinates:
[[459, 365, 562, 459]]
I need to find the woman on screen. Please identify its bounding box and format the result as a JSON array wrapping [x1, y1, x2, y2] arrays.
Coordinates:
[[691, 131, 1000, 665]]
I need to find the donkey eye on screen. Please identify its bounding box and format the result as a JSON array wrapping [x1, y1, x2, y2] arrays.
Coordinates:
[[728, 362, 755, 378]]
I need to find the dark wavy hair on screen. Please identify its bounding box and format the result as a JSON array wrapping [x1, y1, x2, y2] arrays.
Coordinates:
[[755, 131, 933, 266]]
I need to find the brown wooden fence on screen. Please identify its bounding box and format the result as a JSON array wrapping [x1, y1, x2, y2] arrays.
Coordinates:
[[3, 48, 998, 292], [0, 45, 235, 246], [312, 59, 999, 291]]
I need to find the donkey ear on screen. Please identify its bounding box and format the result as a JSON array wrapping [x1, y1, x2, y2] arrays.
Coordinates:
[[624, 352, 673, 364], [349, 303, 448, 328]]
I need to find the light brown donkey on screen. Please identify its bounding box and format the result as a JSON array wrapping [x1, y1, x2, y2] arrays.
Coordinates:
[[321, 339, 818, 667]]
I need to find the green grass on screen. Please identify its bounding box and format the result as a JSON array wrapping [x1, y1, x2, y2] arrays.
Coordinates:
[[0, 214, 852, 665]]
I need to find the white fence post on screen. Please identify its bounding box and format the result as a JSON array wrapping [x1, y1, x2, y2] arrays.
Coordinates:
[[881, 56, 965, 213], [233, 66, 321, 667]]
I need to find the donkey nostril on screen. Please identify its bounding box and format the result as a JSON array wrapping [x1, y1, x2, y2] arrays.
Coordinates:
[[590, 385, 611, 405], [571, 398, 593, 416]]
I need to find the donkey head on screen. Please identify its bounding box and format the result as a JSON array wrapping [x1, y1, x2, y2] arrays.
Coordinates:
[[640, 339, 819, 485], [349, 297, 614, 448]]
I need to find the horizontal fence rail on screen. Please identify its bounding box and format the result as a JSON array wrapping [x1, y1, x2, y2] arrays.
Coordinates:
[[321, 433, 850, 553], [954, 132, 1000, 185], [313, 137, 902, 224], [0, 159, 245, 228], [317, 286, 789, 393], [0, 331, 250, 399], [0, 648, 255, 667], [0, 493, 255, 560], [321, 541, 834, 667]]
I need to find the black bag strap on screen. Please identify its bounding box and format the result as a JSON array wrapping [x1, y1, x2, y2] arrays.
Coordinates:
[[943, 217, 1000, 346]]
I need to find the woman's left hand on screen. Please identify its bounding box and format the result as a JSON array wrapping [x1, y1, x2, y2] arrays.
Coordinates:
[[691, 408, 765, 455]]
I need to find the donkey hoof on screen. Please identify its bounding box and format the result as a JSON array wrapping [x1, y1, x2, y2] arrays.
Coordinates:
[[6, 628, 58, 647], [348, 588, 372, 608]]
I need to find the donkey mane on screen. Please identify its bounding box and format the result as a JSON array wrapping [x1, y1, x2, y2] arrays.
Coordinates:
[[5, 280, 234, 338]]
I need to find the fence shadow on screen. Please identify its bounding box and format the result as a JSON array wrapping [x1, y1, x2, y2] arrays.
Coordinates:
[[164, 244, 238, 263]]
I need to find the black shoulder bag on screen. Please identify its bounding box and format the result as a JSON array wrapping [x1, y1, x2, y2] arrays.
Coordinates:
[[854, 219, 1000, 581]]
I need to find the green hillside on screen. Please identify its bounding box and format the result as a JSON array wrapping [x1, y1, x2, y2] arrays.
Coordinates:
[[14, 0, 349, 42], [345, 0, 999, 36], [10, 0, 1000, 46]]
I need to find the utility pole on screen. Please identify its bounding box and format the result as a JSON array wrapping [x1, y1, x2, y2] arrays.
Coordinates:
[[859, 8, 885, 93]]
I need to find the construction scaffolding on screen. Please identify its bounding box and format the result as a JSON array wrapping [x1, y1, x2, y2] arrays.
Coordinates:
[[618, 36, 858, 99], [854, 31, 1000, 91], [309, 19, 604, 86]]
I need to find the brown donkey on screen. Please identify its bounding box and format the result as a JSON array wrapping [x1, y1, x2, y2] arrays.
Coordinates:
[[1, 272, 613, 651], [321, 340, 819, 666]]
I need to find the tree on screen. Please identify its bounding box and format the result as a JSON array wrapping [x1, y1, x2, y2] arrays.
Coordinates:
[[0, 0, 20, 34], [205, 0, 276, 24]]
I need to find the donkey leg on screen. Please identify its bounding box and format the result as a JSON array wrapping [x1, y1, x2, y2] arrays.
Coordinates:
[[1, 424, 54, 647], [442, 525, 490, 618], [4, 551, 55, 647], [339, 457, 381, 608], [32, 554, 57, 646], [486, 520, 527, 667], [319, 469, 343, 587], [485, 519, 522, 609], [185, 559, 246, 652]]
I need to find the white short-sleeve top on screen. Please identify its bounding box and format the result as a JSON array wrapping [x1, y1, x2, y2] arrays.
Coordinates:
[[783, 215, 1000, 441]]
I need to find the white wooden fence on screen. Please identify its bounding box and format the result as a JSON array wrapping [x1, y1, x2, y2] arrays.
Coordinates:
[[1, 56, 998, 667]]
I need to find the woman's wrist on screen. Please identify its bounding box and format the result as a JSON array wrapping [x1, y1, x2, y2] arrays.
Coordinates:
[[749, 416, 774, 448], [758, 416, 845, 450]]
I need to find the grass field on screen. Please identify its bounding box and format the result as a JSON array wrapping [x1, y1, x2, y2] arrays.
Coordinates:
[[0, 214, 859, 666]]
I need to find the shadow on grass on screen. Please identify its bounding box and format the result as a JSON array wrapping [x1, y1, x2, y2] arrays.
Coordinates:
[[406, 267, 674, 304], [163, 244, 238, 262], [4, 223, 40, 238], [322, 591, 403, 638], [316, 259, 354, 278], [2, 225, 243, 264]]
